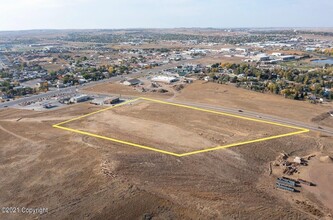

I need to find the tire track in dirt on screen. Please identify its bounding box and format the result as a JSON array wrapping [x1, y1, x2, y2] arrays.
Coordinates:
[[0, 124, 35, 143]]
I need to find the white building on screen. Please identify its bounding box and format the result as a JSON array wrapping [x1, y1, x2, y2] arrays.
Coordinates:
[[151, 76, 178, 83], [236, 48, 247, 53], [78, 78, 87, 84], [70, 94, 89, 103], [305, 48, 316, 52], [221, 48, 234, 52], [90, 98, 105, 105], [271, 52, 283, 57]]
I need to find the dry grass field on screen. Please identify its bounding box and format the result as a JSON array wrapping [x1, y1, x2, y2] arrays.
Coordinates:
[[85, 81, 333, 128], [61, 99, 297, 155], [175, 81, 333, 128], [0, 81, 332, 219], [84, 82, 175, 98]]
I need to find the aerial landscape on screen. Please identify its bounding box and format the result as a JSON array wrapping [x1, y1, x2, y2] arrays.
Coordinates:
[[0, 0, 333, 219]]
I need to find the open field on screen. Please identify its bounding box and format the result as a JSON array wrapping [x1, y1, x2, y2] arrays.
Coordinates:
[[84, 82, 175, 98], [84, 80, 333, 129], [188, 55, 244, 65], [56, 98, 305, 156], [1, 82, 333, 219], [299, 154, 333, 212], [174, 81, 333, 128]]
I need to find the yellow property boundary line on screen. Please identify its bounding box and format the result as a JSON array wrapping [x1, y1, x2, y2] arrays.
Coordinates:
[[53, 97, 309, 157]]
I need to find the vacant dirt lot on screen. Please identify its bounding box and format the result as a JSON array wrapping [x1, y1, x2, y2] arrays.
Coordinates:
[[299, 154, 333, 212], [0, 83, 332, 219], [84, 81, 333, 129], [83, 82, 175, 99], [174, 81, 333, 128], [63, 99, 297, 155]]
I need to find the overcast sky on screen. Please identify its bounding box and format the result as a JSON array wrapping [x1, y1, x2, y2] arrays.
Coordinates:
[[0, 0, 332, 30]]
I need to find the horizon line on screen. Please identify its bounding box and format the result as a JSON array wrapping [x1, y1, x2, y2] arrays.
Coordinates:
[[1, 26, 333, 32]]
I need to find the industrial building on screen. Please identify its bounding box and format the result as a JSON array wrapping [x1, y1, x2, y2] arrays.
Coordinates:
[[151, 76, 179, 83], [70, 94, 89, 103]]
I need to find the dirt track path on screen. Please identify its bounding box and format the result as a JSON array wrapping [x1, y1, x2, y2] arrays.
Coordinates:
[[0, 116, 78, 123], [0, 124, 35, 143]]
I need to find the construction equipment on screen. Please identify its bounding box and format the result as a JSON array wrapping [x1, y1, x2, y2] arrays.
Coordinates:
[[282, 176, 298, 183], [276, 183, 297, 192], [277, 178, 297, 187], [297, 178, 315, 186]]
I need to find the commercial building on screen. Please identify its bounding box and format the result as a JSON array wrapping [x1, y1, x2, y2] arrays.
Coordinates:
[[70, 94, 89, 103], [151, 76, 179, 83], [280, 55, 295, 61]]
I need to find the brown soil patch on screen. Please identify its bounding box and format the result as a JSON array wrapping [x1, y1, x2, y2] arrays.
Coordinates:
[[83, 82, 174, 98], [175, 81, 333, 127], [0, 86, 332, 219], [63, 100, 296, 154]]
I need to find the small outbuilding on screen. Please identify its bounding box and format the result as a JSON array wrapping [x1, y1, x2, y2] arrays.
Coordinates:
[[123, 79, 142, 86], [90, 97, 120, 105], [104, 97, 120, 105], [90, 98, 105, 105]]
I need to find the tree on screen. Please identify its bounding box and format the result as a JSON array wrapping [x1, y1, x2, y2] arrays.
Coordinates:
[[268, 83, 278, 94], [39, 82, 49, 92], [82, 73, 91, 80], [209, 73, 216, 80], [281, 89, 292, 98], [211, 68, 218, 73], [303, 74, 309, 84], [211, 63, 219, 68], [108, 66, 114, 73]]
